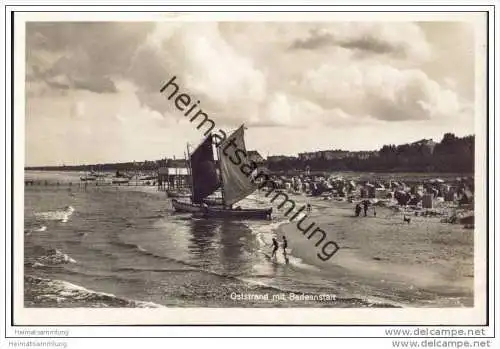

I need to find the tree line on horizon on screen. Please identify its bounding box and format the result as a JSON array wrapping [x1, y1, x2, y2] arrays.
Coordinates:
[[26, 133, 474, 174], [266, 133, 474, 173]]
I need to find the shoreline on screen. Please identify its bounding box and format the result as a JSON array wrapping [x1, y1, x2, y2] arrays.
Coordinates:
[[271, 194, 474, 307]]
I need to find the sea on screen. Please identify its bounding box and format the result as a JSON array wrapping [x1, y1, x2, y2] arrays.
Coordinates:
[[23, 171, 456, 309]]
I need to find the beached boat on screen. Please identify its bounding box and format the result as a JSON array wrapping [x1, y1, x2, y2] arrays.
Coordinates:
[[171, 134, 222, 213], [200, 125, 272, 220]]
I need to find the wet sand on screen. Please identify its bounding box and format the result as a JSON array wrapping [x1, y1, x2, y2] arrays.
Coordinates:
[[274, 194, 474, 307]]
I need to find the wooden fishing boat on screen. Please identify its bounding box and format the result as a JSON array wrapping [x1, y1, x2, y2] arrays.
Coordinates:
[[200, 125, 272, 220], [171, 134, 221, 213]]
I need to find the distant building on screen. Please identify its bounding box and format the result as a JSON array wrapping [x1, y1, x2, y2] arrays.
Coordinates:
[[298, 149, 373, 161], [158, 167, 189, 176], [411, 139, 437, 154], [319, 150, 350, 160], [350, 151, 378, 160], [166, 159, 188, 168], [267, 155, 297, 163], [247, 150, 265, 165], [157, 166, 190, 191], [298, 152, 319, 161]]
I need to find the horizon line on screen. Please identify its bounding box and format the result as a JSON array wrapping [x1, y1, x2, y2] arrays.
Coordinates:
[[24, 132, 475, 168]]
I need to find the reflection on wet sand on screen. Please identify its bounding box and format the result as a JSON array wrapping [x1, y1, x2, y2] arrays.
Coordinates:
[[218, 221, 256, 275], [186, 218, 218, 267]]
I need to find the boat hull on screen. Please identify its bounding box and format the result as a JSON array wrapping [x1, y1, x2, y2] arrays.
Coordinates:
[[166, 190, 191, 198], [171, 199, 224, 213], [201, 206, 272, 220], [203, 197, 223, 206], [171, 199, 203, 213]]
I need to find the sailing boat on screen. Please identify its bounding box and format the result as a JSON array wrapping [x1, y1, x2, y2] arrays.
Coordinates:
[[171, 134, 222, 213], [200, 125, 272, 220]]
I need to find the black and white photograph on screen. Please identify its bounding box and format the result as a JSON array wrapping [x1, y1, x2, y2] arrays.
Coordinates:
[[10, 9, 491, 327]]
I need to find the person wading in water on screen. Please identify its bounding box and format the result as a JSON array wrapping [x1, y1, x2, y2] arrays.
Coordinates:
[[282, 236, 288, 257], [271, 238, 279, 258]]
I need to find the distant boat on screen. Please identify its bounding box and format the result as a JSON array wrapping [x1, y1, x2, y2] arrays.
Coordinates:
[[200, 125, 272, 220], [115, 170, 132, 179], [80, 175, 97, 181], [112, 177, 129, 184], [90, 171, 107, 178]]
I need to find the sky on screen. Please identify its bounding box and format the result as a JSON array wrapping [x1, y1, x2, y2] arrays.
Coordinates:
[[25, 20, 476, 166]]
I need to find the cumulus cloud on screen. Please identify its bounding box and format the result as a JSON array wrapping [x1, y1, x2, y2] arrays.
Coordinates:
[[289, 23, 432, 61], [293, 61, 469, 123], [26, 22, 154, 95], [25, 21, 473, 130], [126, 23, 267, 126], [24, 20, 478, 165]]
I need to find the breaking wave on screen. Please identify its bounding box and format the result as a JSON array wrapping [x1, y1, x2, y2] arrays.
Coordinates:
[[34, 206, 75, 223], [34, 248, 77, 265], [24, 275, 164, 308], [24, 225, 47, 236]]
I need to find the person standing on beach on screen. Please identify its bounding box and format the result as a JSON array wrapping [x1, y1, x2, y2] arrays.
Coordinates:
[[271, 238, 279, 258], [363, 201, 369, 217], [355, 203, 361, 217], [282, 236, 288, 257]]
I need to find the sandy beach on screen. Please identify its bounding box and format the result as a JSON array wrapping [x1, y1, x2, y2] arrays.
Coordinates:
[[275, 194, 474, 307]]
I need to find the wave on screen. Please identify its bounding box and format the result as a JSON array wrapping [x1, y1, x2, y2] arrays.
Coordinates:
[[113, 267, 195, 273], [24, 225, 48, 236], [141, 214, 165, 219], [251, 219, 319, 271], [31, 262, 47, 268], [108, 239, 330, 302], [107, 225, 396, 308], [34, 248, 77, 265], [34, 206, 75, 223], [24, 275, 164, 308]]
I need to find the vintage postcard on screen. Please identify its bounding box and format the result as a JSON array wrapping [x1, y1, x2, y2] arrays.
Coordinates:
[[10, 9, 491, 326]]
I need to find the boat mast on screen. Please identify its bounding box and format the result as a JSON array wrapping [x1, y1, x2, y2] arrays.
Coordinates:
[[186, 143, 194, 201], [215, 139, 227, 208]]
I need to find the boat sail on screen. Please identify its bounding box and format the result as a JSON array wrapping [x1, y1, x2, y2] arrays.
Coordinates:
[[190, 134, 220, 203], [201, 125, 272, 219], [171, 134, 221, 213], [217, 125, 258, 206]]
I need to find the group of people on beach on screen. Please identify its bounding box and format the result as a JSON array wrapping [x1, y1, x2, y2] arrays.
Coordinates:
[[267, 203, 313, 263], [354, 200, 376, 217]]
